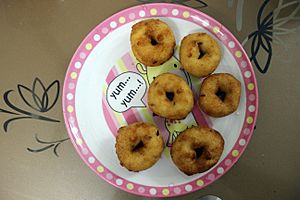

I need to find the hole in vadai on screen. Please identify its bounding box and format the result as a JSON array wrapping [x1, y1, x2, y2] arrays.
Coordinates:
[[151, 37, 158, 46], [197, 42, 206, 59], [215, 88, 226, 102], [166, 91, 175, 101], [194, 147, 204, 159], [132, 140, 144, 152], [156, 131, 159, 136]]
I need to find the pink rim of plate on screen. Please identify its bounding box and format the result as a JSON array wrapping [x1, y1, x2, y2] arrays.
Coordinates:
[[62, 3, 258, 197]]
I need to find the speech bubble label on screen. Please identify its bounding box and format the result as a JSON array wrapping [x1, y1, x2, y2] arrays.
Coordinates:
[[106, 72, 147, 112]]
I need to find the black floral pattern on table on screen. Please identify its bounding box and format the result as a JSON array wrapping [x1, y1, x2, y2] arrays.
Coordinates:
[[137, 0, 207, 9], [0, 78, 69, 157], [242, 0, 273, 73], [0, 77, 60, 132], [242, 0, 300, 74], [27, 134, 69, 157]]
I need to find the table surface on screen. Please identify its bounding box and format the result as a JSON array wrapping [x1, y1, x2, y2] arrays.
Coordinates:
[[0, 0, 300, 199]]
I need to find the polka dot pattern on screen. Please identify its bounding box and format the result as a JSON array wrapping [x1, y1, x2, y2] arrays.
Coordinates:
[[67, 105, 74, 113], [81, 148, 88, 155], [248, 105, 255, 112], [239, 139, 246, 146], [97, 165, 104, 173], [248, 83, 255, 90], [138, 186, 145, 193], [79, 52, 86, 59], [106, 173, 113, 180], [249, 94, 255, 101], [228, 41, 235, 48], [185, 184, 192, 191], [243, 128, 250, 135], [70, 72, 77, 79], [213, 26, 220, 33], [232, 150, 239, 157], [85, 43, 92, 50], [174, 187, 181, 194], [225, 159, 232, 166], [241, 60, 247, 68], [102, 27, 109, 34], [172, 9, 179, 16], [235, 50, 242, 58], [244, 71, 251, 78], [207, 173, 215, 181], [150, 8, 157, 15], [183, 11, 190, 18], [149, 188, 157, 195], [119, 17, 126, 24], [196, 179, 204, 186], [76, 138, 82, 145], [74, 61, 82, 69], [139, 10, 146, 17], [116, 178, 123, 185], [162, 188, 170, 196], [71, 127, 78, 134], [68, 83, 75, 89], [217, 167, 224, 174], [88, 157, 95, 164], [247, 116, 254, 124], [93, 34, 101, 41], [67, 93, 74, 100], [110, 21, 117, 29], [63, 3, 257, 197], [161, 8, 168, 15], [129, 13, 135, 20], [126, 183, 134, 190]]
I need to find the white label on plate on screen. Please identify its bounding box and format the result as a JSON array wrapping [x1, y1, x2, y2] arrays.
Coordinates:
[[106, 72, 147, 112]]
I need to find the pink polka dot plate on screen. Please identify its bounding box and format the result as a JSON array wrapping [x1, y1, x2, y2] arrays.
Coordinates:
[[62, 3, 258, 197]]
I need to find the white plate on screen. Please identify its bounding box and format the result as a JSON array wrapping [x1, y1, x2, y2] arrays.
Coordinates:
[[63, 3, 258, 197]]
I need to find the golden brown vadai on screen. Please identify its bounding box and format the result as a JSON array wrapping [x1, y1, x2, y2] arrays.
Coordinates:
[[130, 19, 176, 66], [115, 122, 164, 172], [148, 73, 194, 120], [199, 73, 241, 117], [180, 32, 221, 77], [171, 126, 224, 175]]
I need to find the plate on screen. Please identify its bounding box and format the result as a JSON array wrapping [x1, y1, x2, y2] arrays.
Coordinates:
[[63, 3, 258, 197]]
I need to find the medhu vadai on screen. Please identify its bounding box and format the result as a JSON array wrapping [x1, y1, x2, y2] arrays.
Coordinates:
[[199, 73, 241, 117], [180, 32, 221, 77], [171, 126, 224, 175], [148, 73, 194, 120], [130, 19, 176, 66], [115, 122, 164, 172]]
